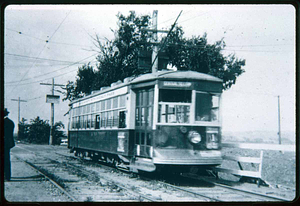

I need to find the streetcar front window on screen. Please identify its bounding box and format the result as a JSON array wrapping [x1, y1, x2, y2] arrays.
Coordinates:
[[195, 93, 220, 122], [158, 89, 191, 123], [159, 89, 191, 103]]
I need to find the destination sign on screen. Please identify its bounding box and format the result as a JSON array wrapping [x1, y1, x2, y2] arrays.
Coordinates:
[[163, 81, 192, 87]]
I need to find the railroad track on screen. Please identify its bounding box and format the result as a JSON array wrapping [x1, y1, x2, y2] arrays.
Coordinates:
[[181, 173, 291, 201], [158, 173, 290, 202], [13, 155, 78, 202], [14, 146, 156, 202], [55, 152, 290, 202], [14, 144, 293, 202]]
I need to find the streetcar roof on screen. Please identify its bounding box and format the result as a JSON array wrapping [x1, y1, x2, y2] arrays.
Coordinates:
[[69, 70, 222, 105], [130, 70, 223, 84]]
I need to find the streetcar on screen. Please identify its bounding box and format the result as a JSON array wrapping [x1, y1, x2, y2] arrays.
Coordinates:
[[67, 70, 223, 173]]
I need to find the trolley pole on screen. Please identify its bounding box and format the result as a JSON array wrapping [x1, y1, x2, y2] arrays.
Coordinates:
[[11, 97, 27, 139], [151, 10, 158, 73], [40, 78, 64, 145], [277, 95, 281, 145]]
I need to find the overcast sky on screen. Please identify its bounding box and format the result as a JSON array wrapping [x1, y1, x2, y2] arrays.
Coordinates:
[[4, 4, 295, 135]]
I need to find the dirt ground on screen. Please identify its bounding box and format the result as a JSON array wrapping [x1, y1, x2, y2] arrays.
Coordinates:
[[3, 143, 298, 203], [3, 145, 70, 202]]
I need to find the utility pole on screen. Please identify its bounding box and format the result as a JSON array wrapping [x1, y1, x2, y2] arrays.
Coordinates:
[[11, 97, 27, 139], [277, 95, 281, 145], [151, 10, 159, 73], [140, 10, 182, 73], [40, 78, 64, 145]]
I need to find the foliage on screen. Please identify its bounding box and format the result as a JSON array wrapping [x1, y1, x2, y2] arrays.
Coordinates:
[[166, 29, 245, 89], [17, 116, 66, 145], [27, 116, 50, 144], [64, 11, 245, 101], [52, 121, 67, 145], [18, 117, 29, 141]]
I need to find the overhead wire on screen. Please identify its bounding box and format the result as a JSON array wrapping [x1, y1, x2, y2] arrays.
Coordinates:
[[47, 11, 71, 42], [5, 53, 80, 64], [224, 89, 294, 98], [156, 10, 193, 28], [6, 27, 91, 48], [6, 10, 73, 88], [150, 10, 183, 69], [25, 95, 44, 101], [177, 11, 211, 25], [5, 53, 98, 86], [8, 10, 72, 95]]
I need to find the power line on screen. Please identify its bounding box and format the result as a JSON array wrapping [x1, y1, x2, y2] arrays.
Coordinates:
[[225, 44, 294, 48], [150, 10, 183, 71], [6, 28, 45, 41], [157, 10, 193, 27], [225, 89, 294, 98], [8, 10, 71, 93], [223, 49, 293, 53], [7, 27, 91, 48], [5, 53, 98, 86], [5, 53, 79, 64], [47, 11, 71, 42], [25, 95, 44, 101], [177, 11, 211, 25]]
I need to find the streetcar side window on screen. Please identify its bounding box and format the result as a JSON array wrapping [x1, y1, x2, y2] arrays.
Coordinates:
[[87, 114, 91, 128], [91, 114, 95, 128], [96, 101, 100, 111], [113, 110, 118, 127], [95, 115, 100, 129], [91, 103, 95, 113], [83, 115, 87, 128], [86, 104, 90, 113], [77, 116, 81, 128], [107, 99, 112, 110], [113, 97, 118, 109], [101, 112, 106, 128], [119, 95, 126, 107], [119, 111, 126, 128], [101, 100, 106, 111], [195, 93, 220, 122]]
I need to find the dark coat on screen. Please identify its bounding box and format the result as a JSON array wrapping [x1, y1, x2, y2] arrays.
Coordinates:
[[4, 117, 15, 149]]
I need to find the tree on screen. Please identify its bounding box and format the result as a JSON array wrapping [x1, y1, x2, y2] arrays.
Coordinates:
[[18, 117, 29, 141], [18, 116, 66, 145], [64, 11, 245, 101], [165, 28, 245, 89], [27, 116, 50, 144], [52, 121, 67, 145]]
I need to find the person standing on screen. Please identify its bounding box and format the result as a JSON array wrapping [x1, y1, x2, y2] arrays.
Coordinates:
[[3, 108, 15, 181]]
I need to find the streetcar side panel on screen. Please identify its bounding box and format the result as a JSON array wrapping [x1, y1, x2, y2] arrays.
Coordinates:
[[69, 129, 135, 157]]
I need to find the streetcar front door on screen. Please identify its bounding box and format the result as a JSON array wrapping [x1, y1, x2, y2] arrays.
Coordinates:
[[134, 88, 154, 158]]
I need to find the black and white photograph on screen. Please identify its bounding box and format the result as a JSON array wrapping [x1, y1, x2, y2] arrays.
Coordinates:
[[2, 4, 296, 203]]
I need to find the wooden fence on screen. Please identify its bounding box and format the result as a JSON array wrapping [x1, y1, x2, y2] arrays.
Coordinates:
[[211, 142, 295, 186]]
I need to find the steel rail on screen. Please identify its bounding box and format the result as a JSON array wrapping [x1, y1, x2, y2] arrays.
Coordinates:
[[157, 181, 222, 202], [56, 151, 291, 202], [13, 155, 78, 202], [58, 157, 159, 202], [16, 148, 156, 202], [15, 146, 158, 202], [182, 173, 291, 201]]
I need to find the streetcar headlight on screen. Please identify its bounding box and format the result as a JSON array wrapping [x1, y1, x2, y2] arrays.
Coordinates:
[[188, 131, 201, 144]]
